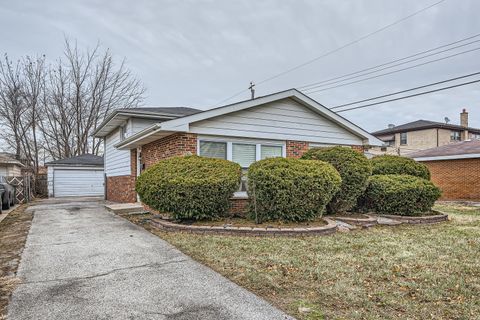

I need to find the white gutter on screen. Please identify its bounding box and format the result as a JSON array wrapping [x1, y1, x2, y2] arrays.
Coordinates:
[[414, 153, 480, 161]]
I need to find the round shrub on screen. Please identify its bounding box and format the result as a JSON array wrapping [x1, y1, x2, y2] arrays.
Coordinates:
[[135, 156, 241, 220], [302, 146, 372, 213], [371, 155, 430, 180], [247, 158, 342, 222], [362, 174, 441, 215]]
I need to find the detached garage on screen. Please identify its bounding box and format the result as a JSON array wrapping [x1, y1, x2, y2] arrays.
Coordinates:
[[46, 154, 104, 198], [409, 140, 480, 201]]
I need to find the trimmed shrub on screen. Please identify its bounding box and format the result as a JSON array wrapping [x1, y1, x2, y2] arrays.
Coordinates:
[[371, 155, 430, 180], [302, 146, 372, 213], [135, 156, 241, 220], [247, 158, 341, 222], [362, 174, 441, 215]]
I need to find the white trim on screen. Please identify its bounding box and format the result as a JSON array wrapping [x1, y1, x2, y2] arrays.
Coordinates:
[[413, 153, 480, 161]]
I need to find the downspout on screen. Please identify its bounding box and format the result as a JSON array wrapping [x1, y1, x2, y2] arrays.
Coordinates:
[[436, 128, 439, 147]]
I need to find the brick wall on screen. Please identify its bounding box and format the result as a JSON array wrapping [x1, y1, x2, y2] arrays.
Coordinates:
[[142, 133, 197, 169], [423, 158, 480, 200], [106, 176, 137, 203], [105, 149, 137, 203], [229, 198, 249, 217], [286, 140, 309, 158]]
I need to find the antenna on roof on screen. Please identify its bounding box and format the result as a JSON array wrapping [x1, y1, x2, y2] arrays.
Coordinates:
[[444, 117, 450, 124], [249, 81, 255, 100]]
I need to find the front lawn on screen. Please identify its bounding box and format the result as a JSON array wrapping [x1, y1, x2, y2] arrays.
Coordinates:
[[125, 202, 480, 319]]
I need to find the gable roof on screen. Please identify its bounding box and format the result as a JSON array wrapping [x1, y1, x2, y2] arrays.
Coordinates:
[[46, 154, 104, 167], [408, 140, 480, 161], [0, 152, 25, 167], [115, 89, 384, 149], [93, 106, 201, 137], [373, 119, 480, 136]]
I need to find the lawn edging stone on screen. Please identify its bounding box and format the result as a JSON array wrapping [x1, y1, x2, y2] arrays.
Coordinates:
[[150, 217, 338, 237], [367, 211, 448, 224], [330, 214, 378, 226]]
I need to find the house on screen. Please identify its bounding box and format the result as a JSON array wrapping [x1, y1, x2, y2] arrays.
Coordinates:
[[46, 154, 104, 198], [372, 109, 480, 155], [0, 152, 25, 177], [93, 89, 383, 209], [409, 140, 480, 201]]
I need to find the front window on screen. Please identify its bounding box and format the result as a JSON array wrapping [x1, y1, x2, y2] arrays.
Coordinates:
[[261, 145, 282, 159], [451, 131, 461, 141], [232, 143, 256, 168], [199, 141, 227, 159], [400, 132, 407, 145]]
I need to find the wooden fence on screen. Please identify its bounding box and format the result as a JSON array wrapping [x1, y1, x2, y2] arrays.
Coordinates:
[[5, 175, 34, 204]]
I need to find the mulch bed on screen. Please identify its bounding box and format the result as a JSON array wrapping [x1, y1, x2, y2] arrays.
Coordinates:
[[0, 205, 33, 319]]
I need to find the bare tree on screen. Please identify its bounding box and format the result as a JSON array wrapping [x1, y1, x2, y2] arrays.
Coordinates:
[[0, 55, 27, 160], [40, 39, 145, 159], [0, 38, 145, 168]]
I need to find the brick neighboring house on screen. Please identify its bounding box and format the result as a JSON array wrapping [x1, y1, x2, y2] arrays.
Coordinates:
[[409, 140, 480, 201], [372, 109, 480, 156], [93, 89, 383, 211]]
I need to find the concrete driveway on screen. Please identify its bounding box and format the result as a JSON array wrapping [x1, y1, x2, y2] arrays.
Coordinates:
[[8, 198, 292, 320]]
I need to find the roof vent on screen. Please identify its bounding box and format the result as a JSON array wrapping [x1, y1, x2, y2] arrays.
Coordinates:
[[387, 124, 395, 129]]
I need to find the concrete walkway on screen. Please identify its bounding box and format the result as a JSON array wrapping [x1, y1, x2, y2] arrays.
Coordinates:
[[8, 198, 292, 320]]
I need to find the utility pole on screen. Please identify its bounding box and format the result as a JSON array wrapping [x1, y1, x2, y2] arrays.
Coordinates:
[[249, 81, 255, 100]]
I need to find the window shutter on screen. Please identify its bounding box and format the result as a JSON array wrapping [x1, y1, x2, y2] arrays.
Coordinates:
[[199, 141, 227, 159], [261, 145, 282, 159], [232, 143, 256, 168]]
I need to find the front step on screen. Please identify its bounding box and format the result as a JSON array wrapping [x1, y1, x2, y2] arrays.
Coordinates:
[[104, 202, 146, 215]]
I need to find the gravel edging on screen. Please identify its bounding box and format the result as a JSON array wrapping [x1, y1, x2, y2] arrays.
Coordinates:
[[150, 217, 338, 237]]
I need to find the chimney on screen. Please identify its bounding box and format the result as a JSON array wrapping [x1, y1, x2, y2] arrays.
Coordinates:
[[460, 108, 469, 127]]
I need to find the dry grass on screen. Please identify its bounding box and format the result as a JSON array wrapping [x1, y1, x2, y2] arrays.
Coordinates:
[[125, 203, 480, 320], [0, 205, 33, 318]]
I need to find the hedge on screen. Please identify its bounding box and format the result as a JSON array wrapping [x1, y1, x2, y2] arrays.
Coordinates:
[[302, 146, 372, 213], [247, 157, 341, 222], [361, 174, 441, 215], [135, 156, 241, 220], [371, 155, 431, 180]]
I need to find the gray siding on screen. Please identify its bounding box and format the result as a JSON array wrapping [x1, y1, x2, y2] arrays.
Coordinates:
[[190, 98, 363, 145], [105, 128, 131, 177]]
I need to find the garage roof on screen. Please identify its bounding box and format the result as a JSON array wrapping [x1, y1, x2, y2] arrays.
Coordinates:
[[409, 140, 480, 161], [46, 154, 104, 167]]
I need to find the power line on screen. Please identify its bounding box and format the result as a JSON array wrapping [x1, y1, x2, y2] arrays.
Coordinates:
[[304, 46, 480, 94], [214, 0, 448, 106], [331, 71, 480, 109], [299, 34, 480, 91], [335, 78, 480, 113], [256, 0, 448, 86]]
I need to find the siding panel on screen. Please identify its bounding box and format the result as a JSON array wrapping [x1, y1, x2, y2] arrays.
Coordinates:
[[190, 99, 362, 145], [105, 128, 131, 176]]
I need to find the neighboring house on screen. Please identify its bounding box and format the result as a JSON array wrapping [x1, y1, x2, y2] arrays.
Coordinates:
[[409, 140, 480, 201], [46, 154, 104, 198], [372, 109, 480, 156], [0, 152, 25, 177], [93, 89, 383, 208]]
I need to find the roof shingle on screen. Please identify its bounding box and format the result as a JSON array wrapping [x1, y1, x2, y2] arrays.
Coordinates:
[[408, 140, 480, 159], [46, 154, 104, 167]]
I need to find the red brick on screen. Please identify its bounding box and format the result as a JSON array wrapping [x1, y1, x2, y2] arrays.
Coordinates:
[[422, 158, 480, 200], [141, 133, 197, 169], [286, 140, 309, 158]]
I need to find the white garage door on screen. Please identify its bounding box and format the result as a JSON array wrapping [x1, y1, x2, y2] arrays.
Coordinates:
[[53, 169, 104, 197]]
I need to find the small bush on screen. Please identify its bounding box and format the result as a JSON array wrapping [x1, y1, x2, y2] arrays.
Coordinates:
[[136, 156, 241, 220], [302, 147, 372, 213], [371, 155, 430, 180], [361, 174, 441, 215], [247, 158, 341, 222]]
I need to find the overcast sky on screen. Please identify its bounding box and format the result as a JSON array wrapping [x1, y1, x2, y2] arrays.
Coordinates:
[[1, 0, 479, 132]]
